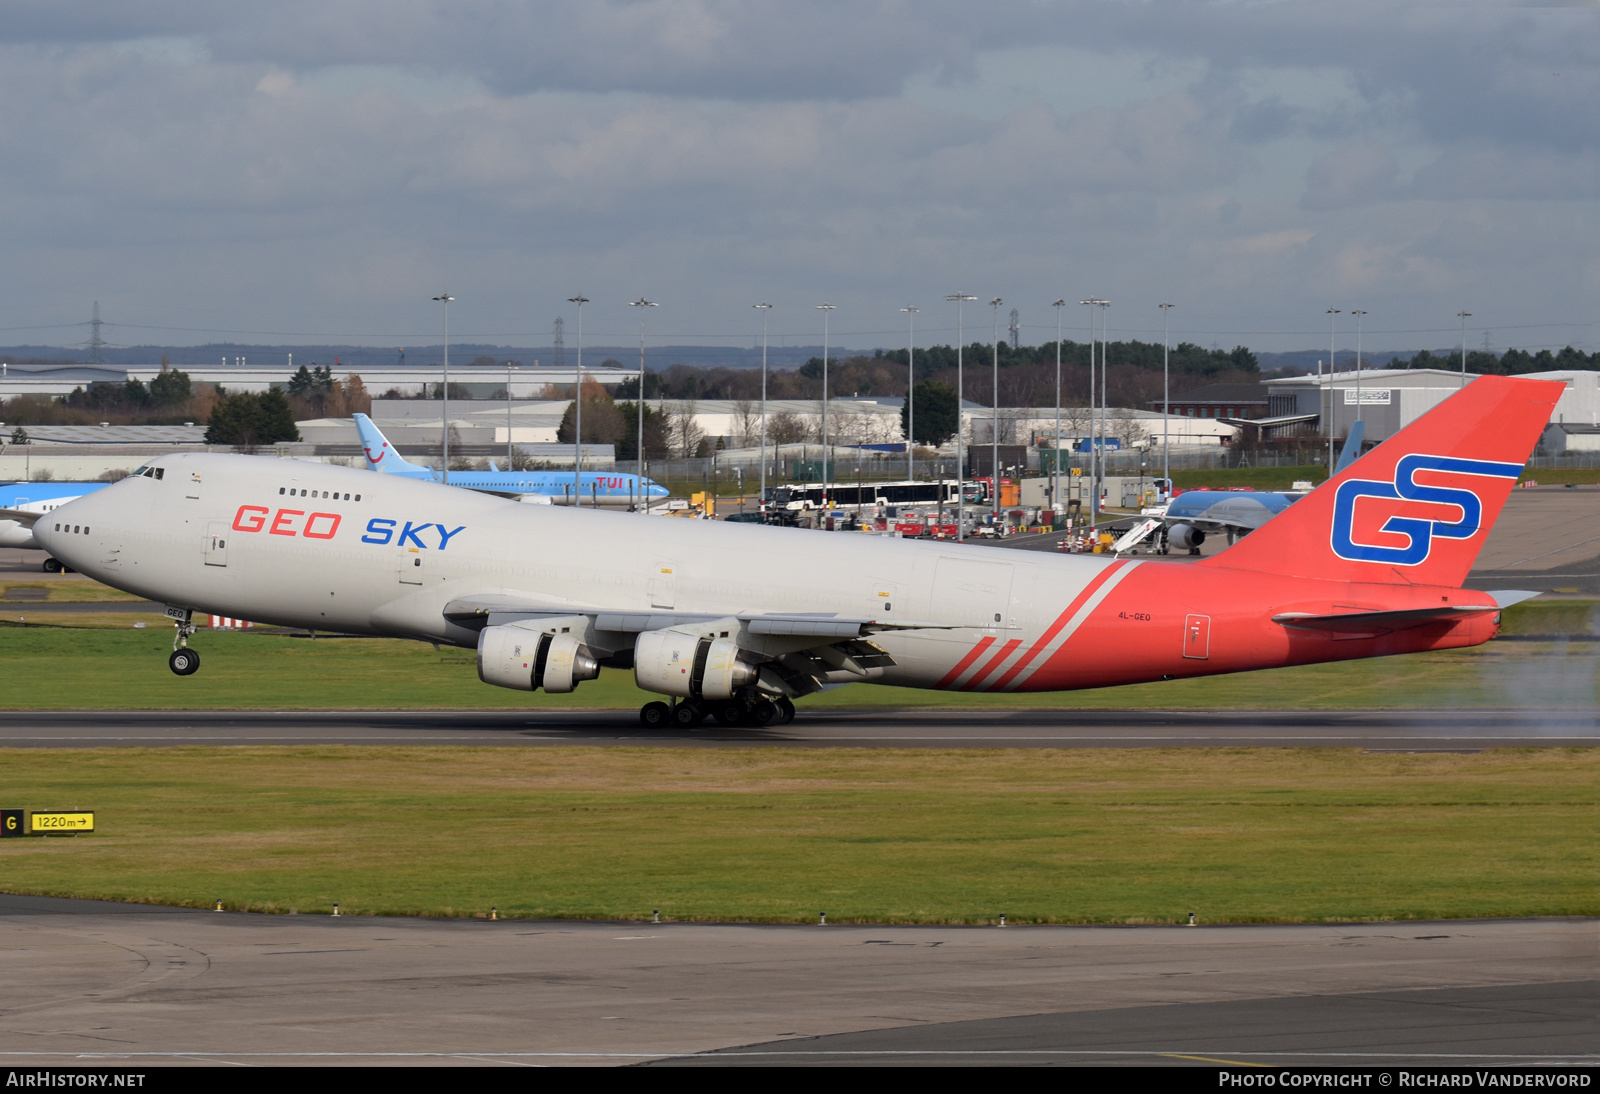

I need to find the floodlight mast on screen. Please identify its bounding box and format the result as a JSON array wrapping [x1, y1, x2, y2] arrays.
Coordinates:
[[1458, 311, 1472, 388], [629, 298, 657, 513], [901, 306, 918, 483], [1080, 298, 1108, 524], [754, 303, 773, 518], [1326, 308, 1341, 473], [817, 303, 836, 510], [1351, 309, 1368, 423], [947, 293, 976, 541], [1158, 303, 1175, 494], [567, 294, 589, 504], [432, 293, 454, 484], [990, 297, 1003, 518], [1051, 299, 1066, 517], [1094, 299, 1109, 521], [505, 360, 518, 466]]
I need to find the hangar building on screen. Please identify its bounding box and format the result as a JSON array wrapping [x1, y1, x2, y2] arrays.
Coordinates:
[[1264, 368, 1599, 443]]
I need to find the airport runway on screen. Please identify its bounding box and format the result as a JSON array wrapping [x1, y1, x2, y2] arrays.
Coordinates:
[[0, 894, 1591, 1067], [0, 707, 1594, 748]]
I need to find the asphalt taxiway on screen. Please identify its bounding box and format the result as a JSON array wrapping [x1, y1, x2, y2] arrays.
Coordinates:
[[0, 707, 1594, 748], [0, 895, 1592, 1068]]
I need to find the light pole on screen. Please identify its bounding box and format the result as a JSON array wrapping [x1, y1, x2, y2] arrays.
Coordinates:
[[1351, 309, 1368, 424], [989, 297, 1003, 518], [1458, 311, 1472, 388], [754, 302, 773, 517], [1080, 299, 1096, 524], [1326, 308, 1340, 473], [432, 293, 453, 484], [816, 303, 836, 508], [505, 360, 518, 468], [629, 298, 657, 513], [947, 293, 975, 541], [1158, 302, 1174, 496], [1096, 300, 1110, 507], [1094, 300, 1107, 502], [1051, 299, 1066, 518], [901, 305, 918, 483], [567, 294, 589, 504]]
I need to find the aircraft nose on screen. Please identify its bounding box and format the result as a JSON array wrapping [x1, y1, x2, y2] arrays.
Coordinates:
[[35, 492, 105, 565]]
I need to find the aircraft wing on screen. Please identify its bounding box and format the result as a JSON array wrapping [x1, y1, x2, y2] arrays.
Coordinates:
[[0, 508, 41, 527], [443, 595, 949, 635], [458, 486, 554, 504], [443, 595, 957, 695]]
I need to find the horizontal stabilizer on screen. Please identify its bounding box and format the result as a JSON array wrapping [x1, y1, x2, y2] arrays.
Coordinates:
[[0, 508, 41, 527], [1272, 604, 1496, 633], [1487, 589, 1541, 609]]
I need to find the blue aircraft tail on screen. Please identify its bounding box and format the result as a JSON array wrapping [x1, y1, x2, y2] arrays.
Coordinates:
[[1332, 420, 1365, 476], [353, 413, 434, 477]]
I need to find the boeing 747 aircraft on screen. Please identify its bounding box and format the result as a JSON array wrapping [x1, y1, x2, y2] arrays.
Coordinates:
[[354, 413, 668, 509], [36, 378, 1556, 729]]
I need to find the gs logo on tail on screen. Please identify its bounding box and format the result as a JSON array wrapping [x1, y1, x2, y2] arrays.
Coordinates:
[[1331, 454, 1521, 566]]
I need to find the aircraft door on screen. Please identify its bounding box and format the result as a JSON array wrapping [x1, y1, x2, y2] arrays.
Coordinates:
[[648, 559, 678, 609], [204, 521, 229, 567], [868, 580, 898, 618], [935, 556, 1014, 630], [1183, 613, 1211, 659], [399, 546, 424, 585], [1008, 563, 1036, 630]]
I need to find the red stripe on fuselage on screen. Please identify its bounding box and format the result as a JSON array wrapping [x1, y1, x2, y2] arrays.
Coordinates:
[[988, 561, 1127, 691], [933, 635, 997, 690], [962, 638, 1022, 691]]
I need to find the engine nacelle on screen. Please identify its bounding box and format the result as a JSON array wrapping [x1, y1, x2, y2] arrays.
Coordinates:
[[477, 623, 600, 693], [634, 629, 757, 700], [1168, 523, 1206, 551]]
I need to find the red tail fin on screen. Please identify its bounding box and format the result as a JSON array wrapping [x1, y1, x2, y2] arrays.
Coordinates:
[[1201, 375, 1563, 587]]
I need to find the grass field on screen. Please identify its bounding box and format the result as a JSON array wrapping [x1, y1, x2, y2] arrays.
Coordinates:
[[0, 598, 1593, 711], [1, 747, 1593, 923]]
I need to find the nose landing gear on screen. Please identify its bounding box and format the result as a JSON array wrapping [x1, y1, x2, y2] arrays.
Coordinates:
[[167, 607, 200, 676]]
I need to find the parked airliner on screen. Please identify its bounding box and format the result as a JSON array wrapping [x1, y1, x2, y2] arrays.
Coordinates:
[[36, 377, 1557, 729], [1156, 423, 1366, 553], [0, 482, 110, 568], [354, 413, 668, 509]]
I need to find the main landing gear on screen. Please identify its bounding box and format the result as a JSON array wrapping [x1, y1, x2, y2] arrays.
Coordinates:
[[639, 695, 796, 729]]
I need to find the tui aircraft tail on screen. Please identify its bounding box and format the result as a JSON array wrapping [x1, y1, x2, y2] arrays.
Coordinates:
[[1200, 375, 1564, 587], [353, 413, 435, 477]]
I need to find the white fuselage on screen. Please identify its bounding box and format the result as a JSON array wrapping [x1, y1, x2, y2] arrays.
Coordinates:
[[34, 452, 1128, 690]]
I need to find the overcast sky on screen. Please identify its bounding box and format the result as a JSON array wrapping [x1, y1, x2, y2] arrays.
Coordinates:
[[1, 1, 1595, 357]]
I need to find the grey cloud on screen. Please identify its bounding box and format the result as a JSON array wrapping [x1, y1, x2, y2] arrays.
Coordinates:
[[1302, 141, 1399, 210]]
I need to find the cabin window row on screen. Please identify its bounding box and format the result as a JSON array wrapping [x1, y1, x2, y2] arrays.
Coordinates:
[[280, 488, 360, 501], [53, 524, 90, 534]]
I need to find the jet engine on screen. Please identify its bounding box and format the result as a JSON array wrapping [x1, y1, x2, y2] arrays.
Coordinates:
[[1168, 523, 1206, 551], [634, 629, 757, 700], [477, 623, 600, 693]]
